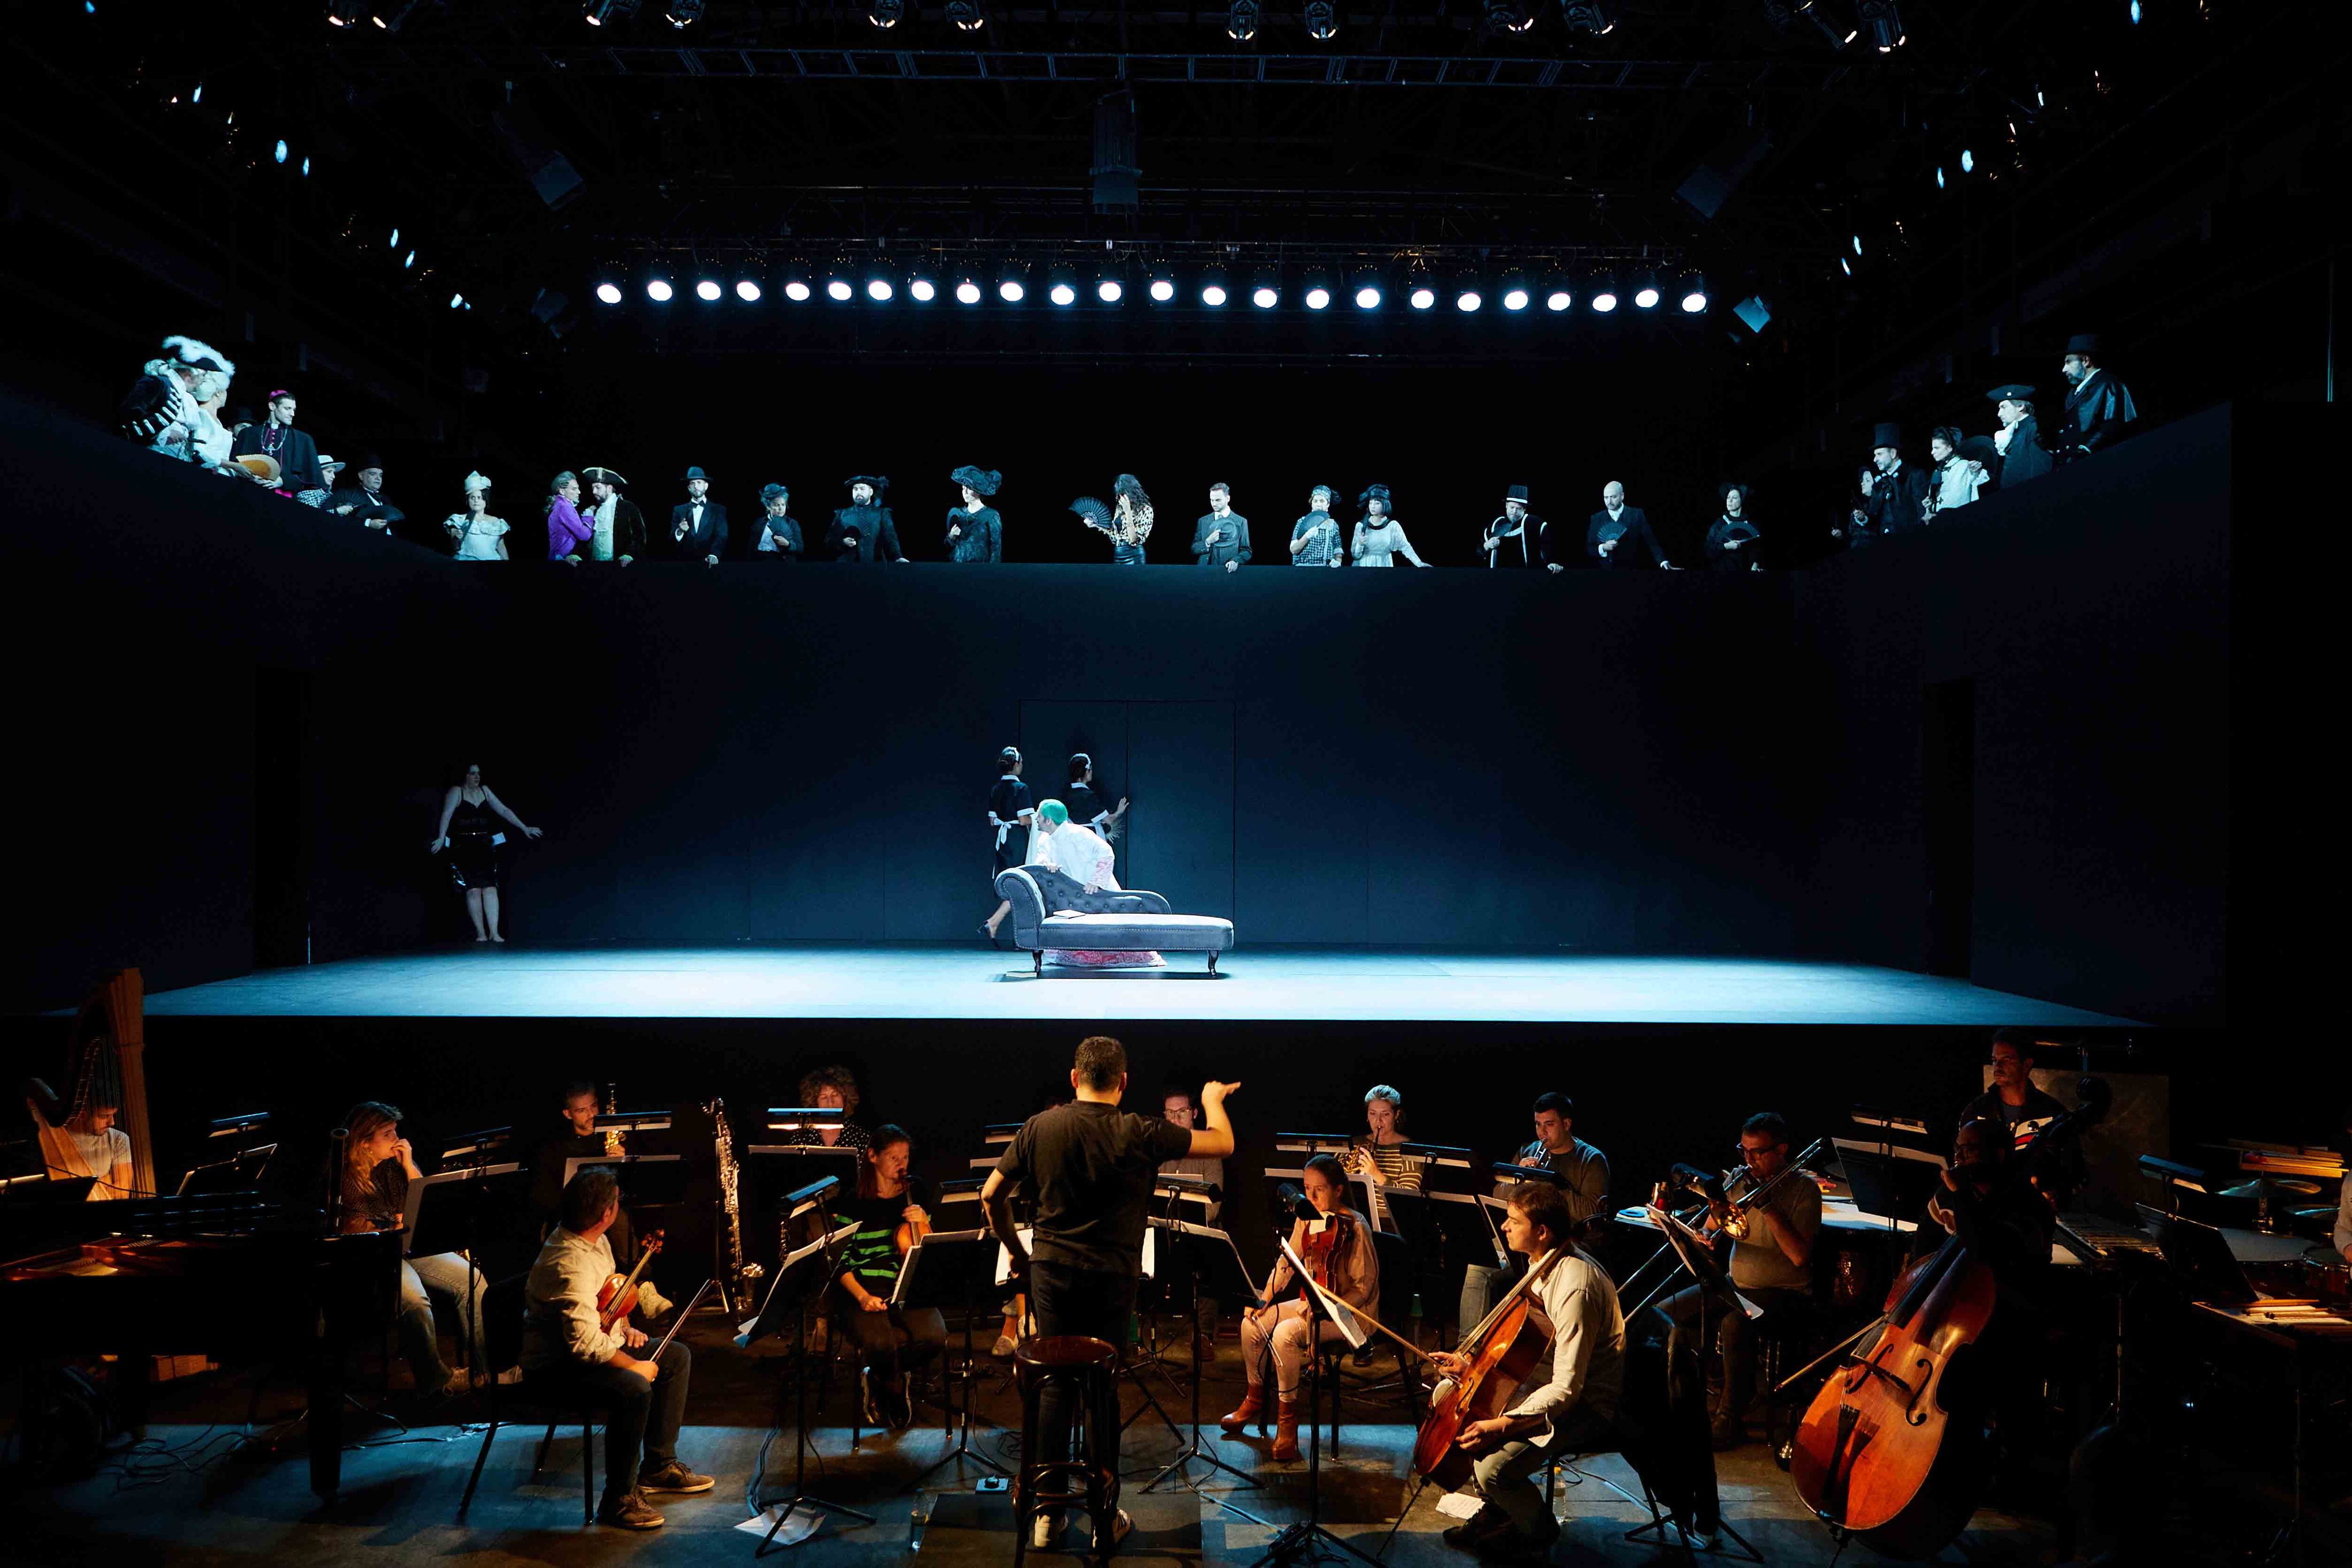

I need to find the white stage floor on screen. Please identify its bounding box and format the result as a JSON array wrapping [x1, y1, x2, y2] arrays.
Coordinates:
[[140, 944, 2134, 1025]]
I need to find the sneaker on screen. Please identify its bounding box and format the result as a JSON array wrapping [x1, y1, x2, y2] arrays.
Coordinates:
[[637, 1458, 715, 1495], [1441, 1506, 1511, 1549], [882, 1372, 914, 1431], [597, 1491, 666, 1530]]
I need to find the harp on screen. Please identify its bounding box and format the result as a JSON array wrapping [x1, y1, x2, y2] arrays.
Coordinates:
[[24, 970, 154, 1199]]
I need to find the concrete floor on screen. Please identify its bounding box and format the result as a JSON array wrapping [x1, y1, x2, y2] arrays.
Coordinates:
[[137, 944, 2134, 1025]]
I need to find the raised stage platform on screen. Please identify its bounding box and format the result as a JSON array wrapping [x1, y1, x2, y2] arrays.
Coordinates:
[[139, 944, 2134, 1025]]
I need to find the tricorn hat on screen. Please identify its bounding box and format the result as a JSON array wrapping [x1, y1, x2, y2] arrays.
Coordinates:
[[1503, 484, 1530, 505], [1869, 422, 1903, 450], [845, 474, 890, 492], [951, 464, 1002, 497], [683, 465, 711, 482], [2063, 333, 2102, 358], [1985, 383, 2036, 403], [1359, 483, 1392, 508], [580, 466, 628, 486]]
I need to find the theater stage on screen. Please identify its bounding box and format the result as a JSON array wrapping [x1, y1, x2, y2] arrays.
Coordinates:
[[138, 944, 2132, 1025]]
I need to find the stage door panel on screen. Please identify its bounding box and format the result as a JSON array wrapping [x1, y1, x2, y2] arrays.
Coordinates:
[[1020, 700, 1130, 878], [1124, 702, 1236, 921]]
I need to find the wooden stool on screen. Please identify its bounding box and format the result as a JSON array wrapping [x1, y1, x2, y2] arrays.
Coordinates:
[[1012, 1335, 1120, 1565]]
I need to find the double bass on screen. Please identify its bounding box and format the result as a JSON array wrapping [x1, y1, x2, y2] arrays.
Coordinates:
[[1789, 1082, 2107, 1558], [1410, 1248, 1567, 1490]]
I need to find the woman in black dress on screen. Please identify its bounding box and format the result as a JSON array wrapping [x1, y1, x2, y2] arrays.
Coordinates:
[[429, 763, 544, 942], [1705, 483, 1763, 571], [980, 746, 1034, 944]]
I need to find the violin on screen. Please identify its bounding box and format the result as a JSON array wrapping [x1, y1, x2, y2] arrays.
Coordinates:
[[1411, 1249, 1566, 1491], [596, 1229, 666, 1333], [1788, 1083, 2106, 1557]]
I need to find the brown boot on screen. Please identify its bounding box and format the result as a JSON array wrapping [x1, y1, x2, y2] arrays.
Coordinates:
[[1217, 1389, 1264, 1433], [1270, 1400, 1301, 1463]]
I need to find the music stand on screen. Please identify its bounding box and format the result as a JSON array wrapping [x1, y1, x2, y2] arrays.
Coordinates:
[[1251, 1236, 1379, 1568], [1832, 1138, 1947, 1224], [176, 1143, 278, 1198], [892, 1228, 1015, 1488], [2137, 1205, 2268, 1305], [1142, 1217, 1266, 1507], [741, 1208, 869, 1554]]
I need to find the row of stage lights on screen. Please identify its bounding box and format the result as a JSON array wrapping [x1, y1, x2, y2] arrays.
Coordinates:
[[595, 262, 1708, 315]]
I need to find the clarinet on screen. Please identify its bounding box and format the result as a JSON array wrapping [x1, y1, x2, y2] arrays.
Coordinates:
[[709, 1097, 760, 1313]]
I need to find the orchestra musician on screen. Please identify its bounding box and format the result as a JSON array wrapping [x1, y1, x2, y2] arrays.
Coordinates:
[[779, 1065, 873, 1154], [1219, 1153, 1378, 1460], [18, 1078, 133, 1199], [522, 1169, 713, 1531], [1957, 1030, 2083, 1207], [1159, 1085, 1226, 1361], [329, 1099, 486, 1401], [1459, 1092, 1610, 1330], [1429, 1182, 1625, 1562], [528, 1082, 666, 1311], [831, 1124, 944, 1431], [1346, 1083, 1428, 1214], [1657, 1111, 1821, 1449], [981, 1037, 1239, 1552]]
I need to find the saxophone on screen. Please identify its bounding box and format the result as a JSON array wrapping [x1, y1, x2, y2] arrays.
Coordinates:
[[710, 1097, 760, 1313]]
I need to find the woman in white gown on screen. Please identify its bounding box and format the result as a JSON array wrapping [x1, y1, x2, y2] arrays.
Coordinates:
[[1030, 799, 1163, 968]]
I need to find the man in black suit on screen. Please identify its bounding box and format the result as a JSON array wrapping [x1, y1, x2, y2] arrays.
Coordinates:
[[230, 389, 322, 495], [1586, 480, 1671, 569], [669, 466, 728, 565], [2056, 334, 2139, 462], [1985, 386, 2053, 488], [1851, 422, 1930, 546]]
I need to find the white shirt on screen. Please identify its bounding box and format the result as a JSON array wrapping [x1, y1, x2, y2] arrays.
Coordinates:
[[522, 1227, 628, 1370], [592, 495, 618, 559], [1501, 1246, 1625, 1438]]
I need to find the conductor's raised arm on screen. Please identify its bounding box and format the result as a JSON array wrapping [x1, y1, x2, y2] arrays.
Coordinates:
[[1190, 1080, 1241, 1158]]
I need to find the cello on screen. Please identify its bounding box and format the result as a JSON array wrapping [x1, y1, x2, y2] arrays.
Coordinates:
[[1410, 1249, 1568, 1490], [1789, 1081, 2106, 1558]]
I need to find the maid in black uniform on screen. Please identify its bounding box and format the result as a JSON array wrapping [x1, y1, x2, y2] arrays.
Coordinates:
[[429, 763, 544, 942], [979, 747, 1035, 945]]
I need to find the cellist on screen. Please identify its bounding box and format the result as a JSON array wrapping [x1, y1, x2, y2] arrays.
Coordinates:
[[1428, 1183, 1625, 1563]]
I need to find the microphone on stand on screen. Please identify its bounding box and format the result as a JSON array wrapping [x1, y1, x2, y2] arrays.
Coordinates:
[[1276, 1182, 1319, 1226]]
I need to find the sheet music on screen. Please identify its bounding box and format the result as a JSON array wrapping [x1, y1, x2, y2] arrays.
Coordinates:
[[1279, 1234, 1368, 1349], [890, 1226, 989, 1308], [736, 1220, 859, 1339], [399, 1160, 524, 1237], [1646, 1205, 1763, 1320]]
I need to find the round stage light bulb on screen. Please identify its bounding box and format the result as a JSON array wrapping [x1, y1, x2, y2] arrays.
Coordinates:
[[695, 279, 723, 302], [1098, 280, 1123, 302], [595, 283, 623, 305], [735, 279, 762, 302], [1201, 283, 1228, 306], [910, 278, 937, 301], [1000, 280, 1025, 302], [826, 279, 853, 301], [646, 278, 675, 302], [1049, 282, 1076, 306], [1355, 286, 1382, 310], [1410, 286, 1436, 310], [956, 280, 983, 304], [1502, 288, 1529, 311], [785, 280, 812, 302], [1305, 287, 1331, 310], [274, 139, 288, 165], [1546, 290, 1572, 312], [1150, 279, 1176, 302], [1680, 289, 1707, 313], [1591, 290, 1618, 313], [1633, 285, 1660, 309], [1960, 149, 1975, 173], [1455, 289, 1481, 312], [1251, 286, 1278, 309], [866, 279, 893, 301]]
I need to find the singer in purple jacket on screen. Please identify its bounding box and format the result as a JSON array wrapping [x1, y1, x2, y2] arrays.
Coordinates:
[[546, 471, 593, 561]]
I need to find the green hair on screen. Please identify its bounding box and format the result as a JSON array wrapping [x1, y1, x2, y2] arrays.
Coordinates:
[[1037, 799, 1069, 825]]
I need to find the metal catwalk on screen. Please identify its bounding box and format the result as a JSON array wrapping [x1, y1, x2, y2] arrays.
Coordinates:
[[135, 946, 2133, 1025]]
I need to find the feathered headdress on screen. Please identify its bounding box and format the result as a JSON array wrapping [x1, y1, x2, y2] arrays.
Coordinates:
[[160, 335, 235, 376], [951, 464, 1002, 497]]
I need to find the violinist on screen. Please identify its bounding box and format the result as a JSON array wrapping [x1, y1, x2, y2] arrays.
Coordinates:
[[1219, 1154, 1379, 1461], [831, 1124, 945, 1431], [1659, 1111, 1821, 1449], [521, 1169, 712, 1531], [1429, 1182, 1623, 1562]]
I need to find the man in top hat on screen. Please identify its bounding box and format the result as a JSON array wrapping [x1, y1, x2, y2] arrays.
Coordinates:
[[1192, 482, 1251, 572], [581, 467, 646, 564], [326, 454, 410, 541], [2057, 334, 2138, 461], [232, 389, 323, 496], [1851, 423, 1929, 546], [829, 477, 906, 563], [670, 467, 728, 565], [1485, 485, 1539, 567], [1586, 481, 1670, 569], [755, 484, 804, 561], [1985, 386, 2053, 488]]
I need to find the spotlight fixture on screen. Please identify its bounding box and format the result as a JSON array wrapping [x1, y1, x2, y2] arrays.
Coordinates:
[[1251, 270, 1280, 309], [780, 259, 813, 302], [1303, 270, 1333, 310], [1096, 274, 1124, 304], [448, 293, 464, 309], [1678, 271, 1708, 312], [1632, 271, 1661, 309], [1561, 0, 1618, 35], [584, 0, 639, 24], [1851, 234, 1863, 255], [1935, 166, 1945, 190], [1147, 269, 1177, 303], [735, 275, 763, 302], [1794, 0, 1853, 46], [1589, 272, 1619, 312], [866, 274, 895, 302], [1857, 0, 1901, 50], [663, 0, 704, 24], [998, 262, 1028, 302], [694, 276, 723, 302], [1485, 0, 1534, 32], [643, 263, 675, 303], [946, 0, 984, 29], [301, 156, 311, 176], [1351, 268, 1384, 310], [274, 139, 288, 165], [1543, 273, 1573, 311], [1199, 268, 1230, 307], [908, 269, 938, 302], [1226, 0, 1259, 39], [1839, 255, 1852, 276], [955, 275, 983, 305], [1047, 263, 1078, 307], [389, 228, 400, 248], [825, 266, 854, 301], [1454, 272, 1484, 312], [1959, 148, 1974, 173], [868, 0, 903, 24], [1303, 0, 1337, 40], [1499, 268, 1530, 312], [595, 281, 623, 305]]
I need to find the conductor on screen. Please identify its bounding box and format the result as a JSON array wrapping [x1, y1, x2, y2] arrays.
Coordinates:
[[981, 1035, 1240, 1550]]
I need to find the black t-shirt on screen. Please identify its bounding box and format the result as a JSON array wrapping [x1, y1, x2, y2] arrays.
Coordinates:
[[997, 1100, 1192, 1275]]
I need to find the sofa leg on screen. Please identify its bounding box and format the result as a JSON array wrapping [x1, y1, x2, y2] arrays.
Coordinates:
[[1033, 950, 1043, 978], [1207, 953, 1219, 977]]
